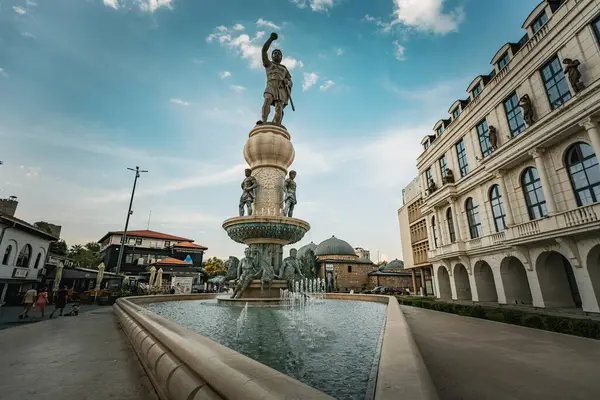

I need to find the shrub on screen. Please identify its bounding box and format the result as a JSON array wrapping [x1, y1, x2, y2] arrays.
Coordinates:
[[569, 319, 600, 339], [522, 315, 544, 329], [485, 312, 505, 323], [469, 305, 487, 319], [544, 316, 571, 334], [502, 310, 524, 325]]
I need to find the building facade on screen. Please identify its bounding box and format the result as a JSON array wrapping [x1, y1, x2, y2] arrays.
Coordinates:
[[99, 229, 207, 275], [398, 177, 435, 295], [0, 211, 57, 304], [354, 247, 371, 261], [414, 0, 600, 313]]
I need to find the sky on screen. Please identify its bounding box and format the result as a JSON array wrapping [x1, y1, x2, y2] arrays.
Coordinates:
[[0, 0, 542, 261]]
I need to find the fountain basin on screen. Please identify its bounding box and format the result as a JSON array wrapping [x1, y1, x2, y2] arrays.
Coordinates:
[[223, 216, 310, 245]]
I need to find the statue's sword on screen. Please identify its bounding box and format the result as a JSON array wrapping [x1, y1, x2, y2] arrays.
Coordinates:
[[284, 84, 295, 112]]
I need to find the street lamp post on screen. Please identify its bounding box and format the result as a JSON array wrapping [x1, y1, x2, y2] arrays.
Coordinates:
[[114, 166, 147, 275]]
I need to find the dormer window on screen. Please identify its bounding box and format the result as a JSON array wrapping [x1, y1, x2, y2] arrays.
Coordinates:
[[471, 83, 482, 99], [498, 52, 510, 70], [437, 126, 444, 136], [423, 141, 430, 151], [452, 107, 461, 119], [532, 11, 548, 34]]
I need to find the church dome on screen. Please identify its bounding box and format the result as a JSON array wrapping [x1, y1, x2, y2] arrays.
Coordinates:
[[315, 236, 356, 257], [380, 259, 404, 270], [297, 241, 317, 258]]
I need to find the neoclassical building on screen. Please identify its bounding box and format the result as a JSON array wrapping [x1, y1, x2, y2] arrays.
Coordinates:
[[414, 0, 600, 313]]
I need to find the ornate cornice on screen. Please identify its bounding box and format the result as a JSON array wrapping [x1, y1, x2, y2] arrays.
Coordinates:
[[223, 216, 310, 245]]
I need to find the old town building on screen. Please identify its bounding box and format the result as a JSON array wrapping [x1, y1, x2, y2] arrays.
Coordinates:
[[409, 0, 600, 313]]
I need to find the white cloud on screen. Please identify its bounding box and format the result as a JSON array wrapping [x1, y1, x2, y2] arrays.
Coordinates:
[[0, 68, 7, 78], [169, 98, 190, 106], [256, 18, 281, 30], [192, 58, 204, 65], [290, 0, 336, 13], [393, 40, 406, 61], [319, 80, 335, 92], [336, 48, 344, 56], [364, 14, 393, 33], [302, 72, 319, 91], [13, 6, 26, 14], [26, 0, 38, 6], [230, 85, 246, 92], [21, 32, 36, 39], [207, 25, 303, 71], [391, 0, 465, 35], [102, 0, 174, 12], [232, 24, 245, 31], [219, 71, 231, 79]]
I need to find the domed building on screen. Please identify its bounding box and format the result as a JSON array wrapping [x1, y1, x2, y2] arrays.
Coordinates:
[[368, 259, 416, 293], [314, 236, 377, 292], [297, 241, 317, 259]]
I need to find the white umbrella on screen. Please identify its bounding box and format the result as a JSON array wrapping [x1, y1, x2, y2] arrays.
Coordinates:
[[94, 262, 105, 291], [53, 262, 64, 292], [149, 266, 157, 287], [156, 268, 163, 287]]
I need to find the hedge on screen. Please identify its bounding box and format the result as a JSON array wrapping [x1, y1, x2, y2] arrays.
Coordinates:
[[396, 296, 600, 340]]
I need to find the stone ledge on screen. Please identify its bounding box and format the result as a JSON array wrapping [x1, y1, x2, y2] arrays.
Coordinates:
[[114, 294, 334, 400]]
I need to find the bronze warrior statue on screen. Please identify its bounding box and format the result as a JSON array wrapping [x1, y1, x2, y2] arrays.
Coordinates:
[[283, 170, 297, 217], [239, 169, 258, 216], [519, 94, 535, 126], [258, 32, 294, 126], [489, 125, 498, 150]]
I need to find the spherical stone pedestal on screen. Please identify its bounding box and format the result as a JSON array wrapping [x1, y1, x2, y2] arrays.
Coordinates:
[[243, 124, 294, 215]]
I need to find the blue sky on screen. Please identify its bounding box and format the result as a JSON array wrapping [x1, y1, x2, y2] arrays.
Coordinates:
[[0, 0, 541, 261]]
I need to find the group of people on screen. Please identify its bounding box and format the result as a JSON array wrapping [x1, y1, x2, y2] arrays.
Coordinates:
[[19, 285, 79, 320]]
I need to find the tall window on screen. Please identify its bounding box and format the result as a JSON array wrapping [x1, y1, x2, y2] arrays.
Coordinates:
[[432, 216, 438, 248], [446, 208, 456, 243], [16, 244, 32, 268], [489, 185, 507, 232], [541, 56, 571, 109], [347, 265, 352, 273], [456, 139, 469, 177], [593, 16, 600, 45], [532, 11, 548, 34], [439, 155, 448, 179], [565, 142, 600, 206], [522, 167, 548, 220], [472, 83, 482, 99], [452, 107, 461, 119], [2, 245, 12, 265], [476, 120, 493, 157], [425, 168, 433, 186], [34, 253, 42, 269], [437, 126, 444, 136], [498, 52, 510, 70], [504, 93, 526, 137], [465, 198, 483, 239]]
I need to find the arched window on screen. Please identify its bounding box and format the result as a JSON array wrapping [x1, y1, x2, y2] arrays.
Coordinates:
[[521, 167, 547, 220], [16, 244, 32, 268], [432, 216, 438, 248], [489, 185, 507, 232], [465, 198, 483, 239], [565, 142, 600, 206], [2, 245, 12, 265], [446, 208, 456, 243], [34, 253, 42, 269]]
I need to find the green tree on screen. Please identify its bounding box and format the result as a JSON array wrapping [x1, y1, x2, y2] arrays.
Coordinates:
[[49, 239, 68, 256], [203, 257, 227, 277], [69, 242, 103, 269]]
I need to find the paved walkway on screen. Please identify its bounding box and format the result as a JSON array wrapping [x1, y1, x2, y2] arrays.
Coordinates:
[[403, 306, 600, 400], [0, 304, 103, 330], [0, 307, 157, 400]]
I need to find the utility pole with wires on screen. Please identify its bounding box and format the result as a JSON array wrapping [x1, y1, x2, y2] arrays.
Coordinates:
[[147, 210, 152, 230], [115, 166, 148, 275]]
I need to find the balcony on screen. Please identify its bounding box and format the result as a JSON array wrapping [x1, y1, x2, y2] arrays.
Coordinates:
[[423, 182, 457, 212], [429, 241, 466, 261]]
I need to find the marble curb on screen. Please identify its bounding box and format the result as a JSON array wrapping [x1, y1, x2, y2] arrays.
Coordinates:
[[323, 294, 440, 400], [114, 294, 335, 400]]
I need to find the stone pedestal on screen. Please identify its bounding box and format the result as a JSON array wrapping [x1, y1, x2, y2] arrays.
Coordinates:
[[222, 124, 310, 295]]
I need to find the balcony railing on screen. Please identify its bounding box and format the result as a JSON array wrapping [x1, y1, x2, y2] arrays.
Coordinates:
[[563, 205, 598, 227], [490, 231, 506, 245], [516, 220, 540, 237]]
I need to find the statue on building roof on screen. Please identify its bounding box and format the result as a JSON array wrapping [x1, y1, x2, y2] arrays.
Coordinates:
[[489, 125, 498, 150], [563, 58, 585, 94], [257, 32, 294, 126], [442, 169, 455, 185]]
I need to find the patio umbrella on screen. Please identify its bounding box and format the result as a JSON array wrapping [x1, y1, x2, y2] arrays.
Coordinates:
[[149, 266, 156, 287], [156, 268, 163, 287], [53, 262, 64, 292]]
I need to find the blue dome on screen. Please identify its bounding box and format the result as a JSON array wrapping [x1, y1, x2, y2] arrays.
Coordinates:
[[379, 259, 404, 270], [315, 236, 356, 257], [298, 241, 317, 258]]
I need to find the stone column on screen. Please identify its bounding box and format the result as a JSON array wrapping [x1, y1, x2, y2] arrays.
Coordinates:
[[580, 117, 600, 160], [449, 197, 462, 241], [495, 170, 514, 226], [435, 207, 445, 246], [530, 148, 557, 214]]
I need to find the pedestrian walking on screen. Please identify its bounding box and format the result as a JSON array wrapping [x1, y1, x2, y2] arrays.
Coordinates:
[[50, 285, 68, 318], [34, 288, 49, 318], [19, 287, 37, 319]]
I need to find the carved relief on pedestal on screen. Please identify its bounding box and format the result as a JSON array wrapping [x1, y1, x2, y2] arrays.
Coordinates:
[[253, 167, 286, 215]]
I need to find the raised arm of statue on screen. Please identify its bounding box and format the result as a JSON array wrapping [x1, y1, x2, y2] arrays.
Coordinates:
[[262, 32, 278, 68]]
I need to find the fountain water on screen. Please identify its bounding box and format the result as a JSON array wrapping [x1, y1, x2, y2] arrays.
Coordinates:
[[235, 302, 249, 339]]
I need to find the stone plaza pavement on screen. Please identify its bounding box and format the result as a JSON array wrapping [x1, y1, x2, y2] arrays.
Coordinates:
[[0, 307, 157, 400], [403, 306, 600, 400]]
